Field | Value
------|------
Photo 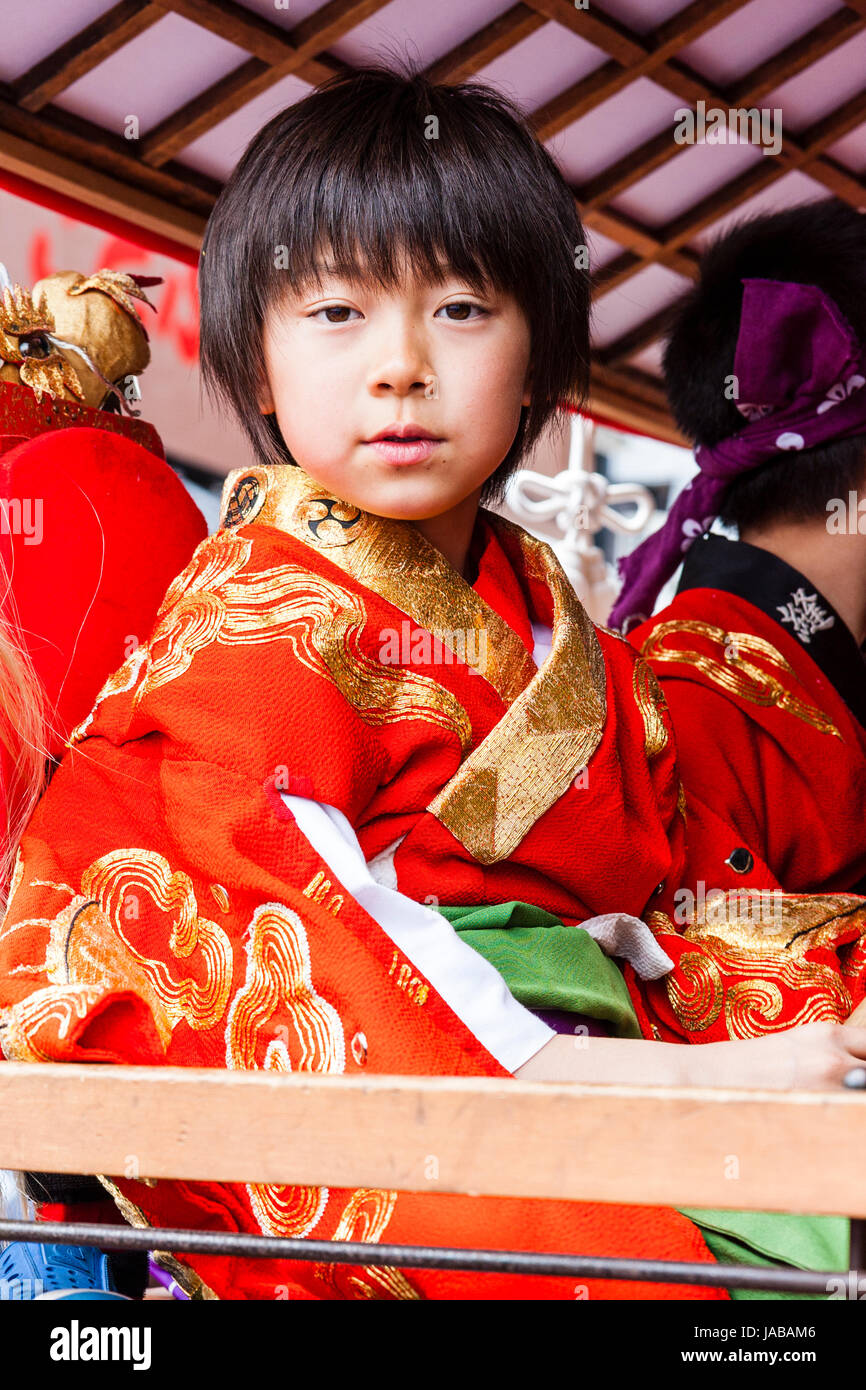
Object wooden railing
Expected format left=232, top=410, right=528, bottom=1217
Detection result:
left=2, top=1062, right=865, bottom=1295
left=0, top=1063, right=863, bottom=1214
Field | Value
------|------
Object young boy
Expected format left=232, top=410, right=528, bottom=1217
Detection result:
left=3, top=69, right=866, bottom=1302
left=615, top=202, right=866, bottom=900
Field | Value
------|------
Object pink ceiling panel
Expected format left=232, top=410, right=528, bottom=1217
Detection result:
left=585, top=0, right=694, bottom=35
left=826, top=121, right=866, bottom=174
left=586, top=226, right=627, bottom=272
left=477, top=22, right=607, bottom=114
left=688, top=170, right=840, bottom=249
left=552, top=79, right=688, bottom=186
left=591, top=262, right=692, bottom=348
left=762, top=28, right=866, bottom=129
left=178, top=73, right=317, bottom=182
left=627, top=340, right=667, bottom=378
left=235, top=0, right=337, bottom=27
left=52, top=14, right=247, bottom=136
left=326, top=0, right=515, bottom=68
left=677, top=0, right=842, bottom=89
left=0, top=0, right=109, bottom=83
left=611, top=139, right=762, bottom=227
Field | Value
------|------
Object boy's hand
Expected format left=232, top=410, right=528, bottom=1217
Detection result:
left=701, top=1022, right=866, bottom=1091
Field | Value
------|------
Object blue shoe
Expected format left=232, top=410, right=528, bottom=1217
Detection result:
left=0, top=1242, right=129, bottom=1300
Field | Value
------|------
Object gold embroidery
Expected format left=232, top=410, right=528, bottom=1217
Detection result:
left=225, top=901, right=345, bottom=1240
left=44, top=896, right=172, bottom=1047
left=1, top=982, right=110, bottom=1062
left=655, top=894, right=866, bottom=1039
left=209, top=884, right=230, bottom=913
left=667, top=952, right=723, bottom=1033
left=632, top=656, right=669, bottom=758
left=682, top=891, right=866, bottom=960
left=222, top=466, right=537, bottom=709
left=315, top=1189, right=420, bottom=1300
left=388, top=950, right=429, bottom=1005
left=428, top=522, right=607, bottom=863
left=74, top=526, right=472, bottom=754
left=82, top=850, right=233, bottom=1034
left=4, top=854, right=233, bottom=1054
left=303, top=871, right=344, bottom=916
left=640, top=619, right=842, bottom=737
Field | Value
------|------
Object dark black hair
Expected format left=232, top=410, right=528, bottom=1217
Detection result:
left=199, top=62, right=589, bottom=507
left=662, top=198, right=866, bottom=533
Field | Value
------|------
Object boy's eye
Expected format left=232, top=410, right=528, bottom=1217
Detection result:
left=311, top=305, right=360, bottom=323
left=437, top=302, right=487, bottom=321
left=309, top=301, right=487, bottom=323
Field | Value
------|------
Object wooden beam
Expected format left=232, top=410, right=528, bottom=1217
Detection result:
left=13, top=1, right=164, bottom=113
left=158, top=0, right=303, bottom=62
left=531, top=62, right=630, bottom=140
left=532, top=0, right=866, bottom=252
left=579, top=13, right=866, bottom=215
left=3, top=1063, right=865, bottom=1215
left=726, top=9, right=865, bottom=106
left=647, top=0, right=759, bottom=64
left=530, top=0, right=751, bottom=140
left=0, top=126, right=207, bottom=249
left=596, top=303, right=682, bottom=369
left=424, top=4, right=545, bottom=84
left=588, top=383, right=682, bottom=445
left=159, top=0, right=344, bottom=86
left=0, top=82, right=220, bottom=216
left=582, top=206, right=701, bottom=283
left=592, top=358, right=671, bottom=411
left=582, top=204, right=668, bottom=258
left=141, top=0, right=387, bottom=167
left=591, top=80, right=866, bottom=317
left=589, top=80, right=866, bottom=367
left=524, top=0, right=648, bottom=66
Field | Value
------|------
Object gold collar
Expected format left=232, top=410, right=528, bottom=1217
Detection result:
left=221, top=464, right=607, bottom=863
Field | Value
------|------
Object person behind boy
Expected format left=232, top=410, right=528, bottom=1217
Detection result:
left=3, top=69, right=866, bottom=1302
left=613, top=201, right=866, bottom=900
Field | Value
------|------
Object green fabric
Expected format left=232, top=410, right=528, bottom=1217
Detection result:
left=433, top=900, right=642, bottom=1038
left=683, top=1210, right=847, bottom=1301
left=434, top=898, right=846, bottom=1299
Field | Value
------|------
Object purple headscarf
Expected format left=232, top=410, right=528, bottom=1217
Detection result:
left=609, top=278, right=866, bottom=633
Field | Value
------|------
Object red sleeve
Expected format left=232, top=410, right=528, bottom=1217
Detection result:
left=658, top=676, right=769, bottom=863
left=0, top=426, right=207, bottom=760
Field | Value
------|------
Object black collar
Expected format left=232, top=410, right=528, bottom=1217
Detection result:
left=676, top=533, right=866, bottom=731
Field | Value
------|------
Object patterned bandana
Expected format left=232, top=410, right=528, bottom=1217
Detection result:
left=610, top=278, right=866, bottom=632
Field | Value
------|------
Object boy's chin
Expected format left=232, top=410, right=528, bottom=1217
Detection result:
left=328, top=478, right=479, bottom=522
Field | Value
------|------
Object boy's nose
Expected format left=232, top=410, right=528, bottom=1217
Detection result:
left=367, top=325, right=434, bottom=397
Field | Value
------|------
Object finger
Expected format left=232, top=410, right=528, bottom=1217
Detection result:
left=839, top=1025, right=866, bottom=1057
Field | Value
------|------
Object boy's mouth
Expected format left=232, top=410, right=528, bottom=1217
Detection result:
left=364, top=428, right=443, bottom=465
left=366, top=424, right=441, bottom=443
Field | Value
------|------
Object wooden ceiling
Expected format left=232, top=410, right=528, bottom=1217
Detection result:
left=2, top=0, right=866, bottom=444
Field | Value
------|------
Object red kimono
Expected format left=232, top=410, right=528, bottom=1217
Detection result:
left=629, top=533, right=866, bottom=897
left=0, top=390, right=207, bottom=883
left=2, top=467, right=865, bottom=1297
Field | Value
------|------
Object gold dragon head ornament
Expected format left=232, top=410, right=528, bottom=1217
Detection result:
left=0, top=266, right=159, bottom=415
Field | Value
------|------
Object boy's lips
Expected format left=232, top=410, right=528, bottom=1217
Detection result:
left=364, top=437, right=442, bottom=465
left=366, top=423, right=440, bottom=441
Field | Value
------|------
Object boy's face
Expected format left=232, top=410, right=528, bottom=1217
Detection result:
left=257, top=251, right=532, bottom=523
